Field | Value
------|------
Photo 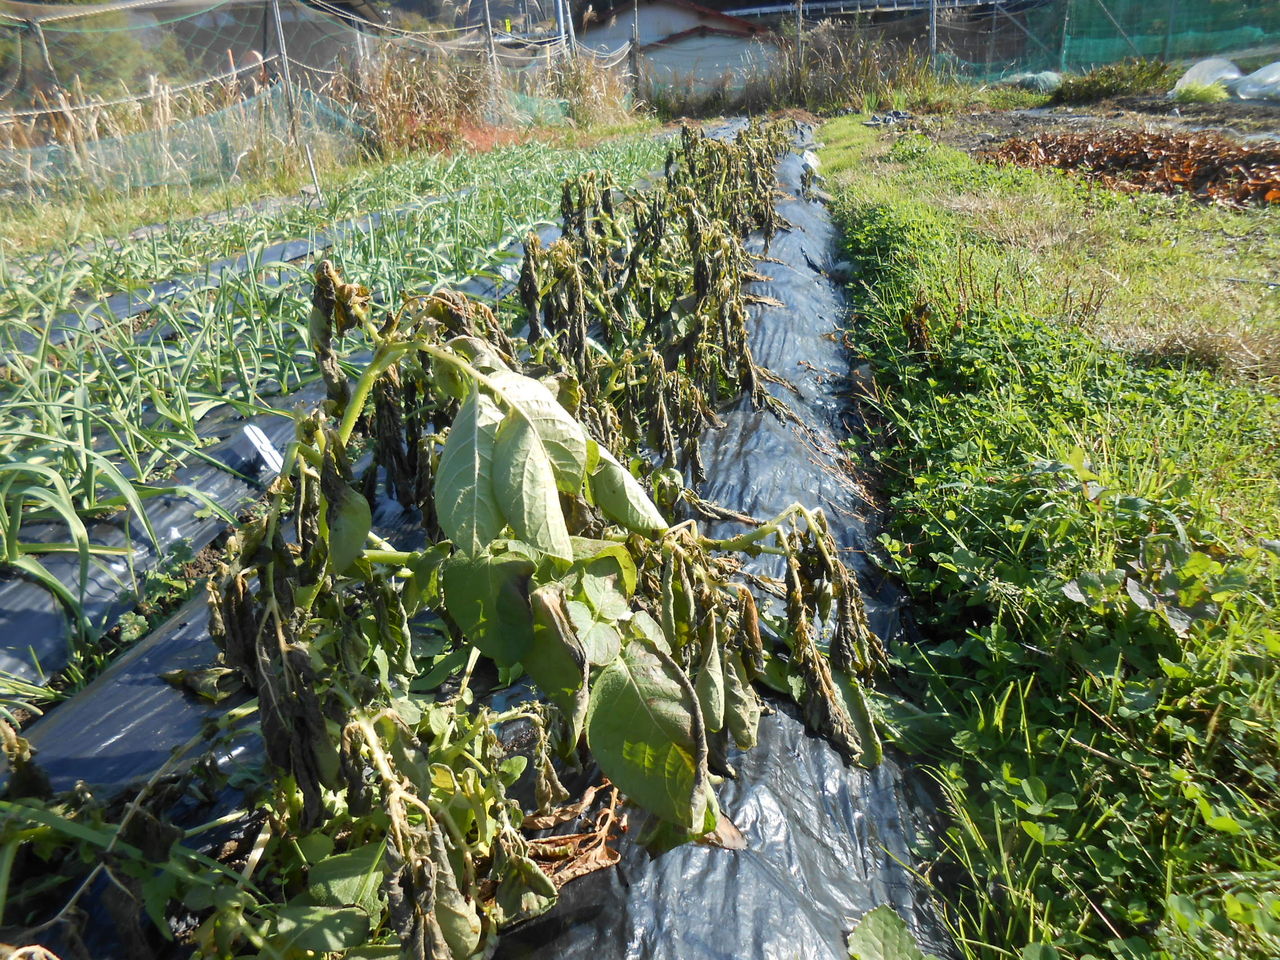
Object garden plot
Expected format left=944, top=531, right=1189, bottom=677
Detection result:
left=0, top=135, right=668, bottom=702
left=0, top=120, right=948, bottom=960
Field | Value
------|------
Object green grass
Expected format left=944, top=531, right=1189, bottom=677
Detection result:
left=819, top=121, right=1280, bottom=383
left=820, top=115, right=1280, bottom=960
left=1172, top=82, right=1230, bottom=104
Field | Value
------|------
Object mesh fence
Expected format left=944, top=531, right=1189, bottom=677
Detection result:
left=924, top=0, right=1280, bottom=80
left=0, top=0, right=594, bottom=194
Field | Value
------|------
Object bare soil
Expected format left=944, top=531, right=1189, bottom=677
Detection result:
left=923, top=95, right=1280, bottom=155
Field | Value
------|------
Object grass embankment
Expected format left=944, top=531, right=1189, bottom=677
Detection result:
left=819, top=117, right=1280, bottom=959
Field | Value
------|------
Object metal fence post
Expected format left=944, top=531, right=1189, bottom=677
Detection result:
left=270, top=0, right=299, bottom=144
left=629, top=0, right=640, bottom=100
left=928, top=0, right=937, bottom=65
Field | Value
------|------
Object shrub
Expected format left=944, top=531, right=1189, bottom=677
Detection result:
left=1053, top=58, right=1181, bottom=104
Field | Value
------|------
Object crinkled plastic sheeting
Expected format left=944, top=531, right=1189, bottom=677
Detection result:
left=495, top=123, right=953, bottom=960
left=1236, top=62, right=1280, bottom=102
left=1173, top=58, right=1244, bottom=93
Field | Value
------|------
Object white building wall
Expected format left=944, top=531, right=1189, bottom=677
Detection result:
left=583, top=4, right=712, bottom=49
left=641, top=34, right=779, bottom=90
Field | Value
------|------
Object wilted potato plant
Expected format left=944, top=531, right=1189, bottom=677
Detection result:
left=0, top=121, right=882, bottom=958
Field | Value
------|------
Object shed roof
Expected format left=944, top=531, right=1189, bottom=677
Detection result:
left=582, top=0, right=767, bottom=37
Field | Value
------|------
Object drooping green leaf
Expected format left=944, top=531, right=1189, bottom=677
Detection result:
left=442, top=551, right=536, bottom=667
left=525, top=585, right=589, bottom=746
left=492, top=413, right=574, bottom=561
left=586, top=634, right=707, bottom=828
left=325, top=482, right=371, bottom=576
left=846, top=904, right=939, bottom=960
left=494, top=847, right=558, bottom=926
left=589, top=448, right=667, bottom=535
left=695, top=629, right=725, bottom=733
left=435, top=392, right=506, bottom=556
left=723, top=648, right=761, bottom=750
left=489, top=370, right=592, bottom=492
left=429, top=819, right=482, bottom=959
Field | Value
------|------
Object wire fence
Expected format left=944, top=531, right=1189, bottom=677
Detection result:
left=1, top=0, right=1276, bottom=195
left=0, top=0, right=626, bottom=194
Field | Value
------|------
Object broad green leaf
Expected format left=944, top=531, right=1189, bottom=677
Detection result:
left=265, top=904, right=370, bottom=953
left=567, top=599, right=623, bottom=666
left=846, top=904, right=939, bottom=960
left=493, top=413, right=573, bottom=561
left=435, top=392, right=505, bottom=556
left=586, top=635, right=707, bottom=828
left=569, top=538, right=639, bottom=594
left=307, top=843, right=384, bottom=916
left=580, top=565, right=632, bottom=618
left=442, top=552, right=535, bottom=667
left=589, top=448, right=667, bottom=535
left=327, top=486, right=371, bottom=575
left=489, top=370, right=592, bottom=491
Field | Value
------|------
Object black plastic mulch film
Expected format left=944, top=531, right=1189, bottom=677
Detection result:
left=0, top=191, right=476, bottom=684
left=9, top=123, right=953, bottom=960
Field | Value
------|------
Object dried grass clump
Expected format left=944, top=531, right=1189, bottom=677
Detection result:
left=644, top=22, right=954, bottom=118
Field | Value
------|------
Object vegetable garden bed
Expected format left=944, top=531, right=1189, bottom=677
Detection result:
left=0, top=121, right=948, bottom=960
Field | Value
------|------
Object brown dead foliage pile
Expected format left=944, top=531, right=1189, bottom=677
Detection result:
left=982, top=129, right=1280, bottom=207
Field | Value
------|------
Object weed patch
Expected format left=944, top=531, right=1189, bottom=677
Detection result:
left=819, top=120, right=1280, bottom=381
left=824, top=115, right=1280, bottom=960
left=1052, top=59, right=1181, bottom=105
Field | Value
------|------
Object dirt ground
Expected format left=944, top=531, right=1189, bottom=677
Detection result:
left=924, top=94, right=1280, bottom=154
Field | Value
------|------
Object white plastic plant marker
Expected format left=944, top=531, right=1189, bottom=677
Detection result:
left=244, top=424, right=285, bottom=474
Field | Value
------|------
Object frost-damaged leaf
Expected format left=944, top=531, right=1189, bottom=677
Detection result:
left=723, top=647, right=759, bottom=750
left=435, top=392, right=505, bottom=556
left=442, top=552, right=535, bottom=667
left=493, top=413, right=574, bottom=561
left=586, top=634, right=708, bottom=828
left=846, top=905, right=938, bottom=960
left=429, top=818, right=482, bottom=959
left=525, top=585, right=589, bottom=747
left=695, top=627, right=725, bottom=733
left=589, top=448, right=667, bottom=535
left=494, top=842, right=558, bottom=926
left=489, top=369, right=593, bottom=492
left=322, top=446, right=371, bottom=575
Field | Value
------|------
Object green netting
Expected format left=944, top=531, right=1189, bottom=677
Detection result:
left=505, top=87, right=569, bottom=124
left=0, top=83, right=366, bottom=193
left=944, top=0, right=1279, bottom=81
